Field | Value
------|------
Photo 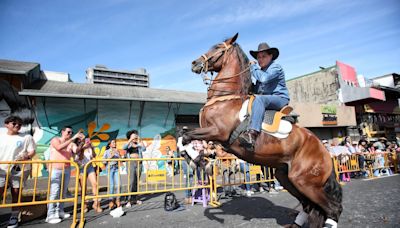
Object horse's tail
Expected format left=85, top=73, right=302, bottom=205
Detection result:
left=308, top=168, right=343, bottom=228
left=324, top=168, right=343, bottom=205
left=308, top=205, right=326, bottom=228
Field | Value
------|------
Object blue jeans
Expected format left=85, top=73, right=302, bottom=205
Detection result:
left=109, top=167, right=120, bottom=199
left=182, top=161, right=193, bottom=198
left=250, top=95, right=289, bottom=132
left=47, top=167, right=71, bottom=218
left=239, top=163, right=251, bottom=191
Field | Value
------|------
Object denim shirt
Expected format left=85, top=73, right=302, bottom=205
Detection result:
left=250, top=61, right=290, bottom=100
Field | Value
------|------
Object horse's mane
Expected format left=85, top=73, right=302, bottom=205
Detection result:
left=232, top=43, right=251, bottom=99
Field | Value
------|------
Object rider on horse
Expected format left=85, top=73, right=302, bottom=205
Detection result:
left=239, top=42, right=290, bottom=150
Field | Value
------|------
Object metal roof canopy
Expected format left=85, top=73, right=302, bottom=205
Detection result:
left=20, top=80, right=206, bottom=129
left=0, top=59, right=39, bottom=75
left=19, top=80, right=207, bottom=104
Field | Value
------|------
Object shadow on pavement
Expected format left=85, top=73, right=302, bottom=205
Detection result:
left=203, top=196, right=298, bottom=226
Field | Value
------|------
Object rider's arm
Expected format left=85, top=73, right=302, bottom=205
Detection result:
left=250, top=63, right=283, bottom=84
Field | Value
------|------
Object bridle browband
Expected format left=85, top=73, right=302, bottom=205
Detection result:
left=198, top=42, right=250, bottom=100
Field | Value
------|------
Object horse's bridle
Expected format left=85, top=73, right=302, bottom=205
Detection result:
left=198, top=42, right=250, bottom=98
left=200, top=42, right=232, bottom=78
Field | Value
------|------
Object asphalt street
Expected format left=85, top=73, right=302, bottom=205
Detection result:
left=1, top=174, right=399, bottom=228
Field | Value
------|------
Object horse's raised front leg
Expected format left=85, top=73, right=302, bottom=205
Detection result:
left=182, top=126, right=225, bottom=145
left=181, top=126, right=225, bottom=176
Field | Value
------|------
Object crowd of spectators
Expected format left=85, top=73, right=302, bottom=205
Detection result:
left=323, top=135, right=400, bottom=179
left=2, top=114, right=399, bottom=227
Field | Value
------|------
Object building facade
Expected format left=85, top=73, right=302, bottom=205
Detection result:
left=86, top=65, right=150, bottom=87
left=287, top=60, right=399, bottom=141
left=354, top=73, right=400, bottom=140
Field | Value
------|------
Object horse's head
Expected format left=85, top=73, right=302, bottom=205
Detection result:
left=191, top=33, right=238, bottom=74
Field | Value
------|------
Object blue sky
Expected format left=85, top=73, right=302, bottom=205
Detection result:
left=1, top=0, right=399, bottom=92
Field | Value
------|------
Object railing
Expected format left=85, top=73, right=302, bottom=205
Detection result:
left=1, top=153, right=397, bottom=227
left=78, top=157, right=211, bottom=227
left=209, top=157, right=276, bottom=207
left=0, top=160, right=80, bottom=228
left=333, top=152, right=397, bottom=180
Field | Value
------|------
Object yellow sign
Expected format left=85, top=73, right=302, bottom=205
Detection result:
left=250, top=165, right=262, bottom=175
left=147, top=170, right=167, bottom=182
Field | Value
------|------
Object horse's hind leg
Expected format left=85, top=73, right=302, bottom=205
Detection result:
left=275, top=166, right=312, bottom=227
left=289, top=170, right=343, bottom=228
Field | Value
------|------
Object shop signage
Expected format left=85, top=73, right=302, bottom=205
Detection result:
left=147, top=170, right=167, bottom=182
left=321, top=105, right=337, bottom=125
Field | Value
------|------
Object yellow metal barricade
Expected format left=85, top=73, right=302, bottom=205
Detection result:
left=209, top=157, right=275, bottom=207
left=0, top=160, right=80, bottom=228
left=383, top=152, right=395, bottom=170
left=79, top=157, right=212, bottom=228
left=336, top=155, right=360, bottom=174
left=364, top=153, right=376, bottom=178
left=332, top=156, right=339, bottom=181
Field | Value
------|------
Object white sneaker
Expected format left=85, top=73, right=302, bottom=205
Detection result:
left=125, top=202, right=132, bottom=208
left=246, top=190, right=254, bottom=197
left=275, top=186, right=284, bottom=190
left=59, top=212, right=70, bottom=219
left=7, top=216, right=18, bottom=228
left=269, top=188, right=279, bottom=194
left=259, top=188, right=265, bottom=193
left=45, top=216, right=62, bottom=224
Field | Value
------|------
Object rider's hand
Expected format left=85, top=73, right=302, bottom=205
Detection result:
left=249, top=60, right=257, bottom=66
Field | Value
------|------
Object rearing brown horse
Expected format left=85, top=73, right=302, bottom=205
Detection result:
left=184, top=33, right=342, bottom=228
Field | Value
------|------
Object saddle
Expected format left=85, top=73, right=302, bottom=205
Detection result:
left=239, top=95, right=294, bottom=138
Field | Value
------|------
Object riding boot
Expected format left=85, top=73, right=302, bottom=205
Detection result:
left=239, top=129, right=259, bottom=151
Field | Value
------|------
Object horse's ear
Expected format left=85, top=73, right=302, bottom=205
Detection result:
left=226, top=33, right=239, bottom=45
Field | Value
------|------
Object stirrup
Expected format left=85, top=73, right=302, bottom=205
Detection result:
left=238, top=134, right=255, bottom=151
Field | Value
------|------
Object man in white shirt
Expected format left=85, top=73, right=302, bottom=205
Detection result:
left=0, top=115, right=36, bottom=228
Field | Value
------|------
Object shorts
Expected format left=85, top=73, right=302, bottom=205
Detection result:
left=0, top=167, right=30, bottom=188
left=79, top=164, right=95, bottom=175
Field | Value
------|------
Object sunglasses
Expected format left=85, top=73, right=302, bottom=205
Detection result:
left=11, top=122, right=22, bottom=127
left=66, top=130, right=73, bottom=134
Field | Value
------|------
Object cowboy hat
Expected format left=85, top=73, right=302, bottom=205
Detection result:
left=249, top=42, right=279, bottom=60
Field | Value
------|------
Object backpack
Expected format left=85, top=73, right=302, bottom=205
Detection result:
left=164, top=192, right=180, bottom=211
